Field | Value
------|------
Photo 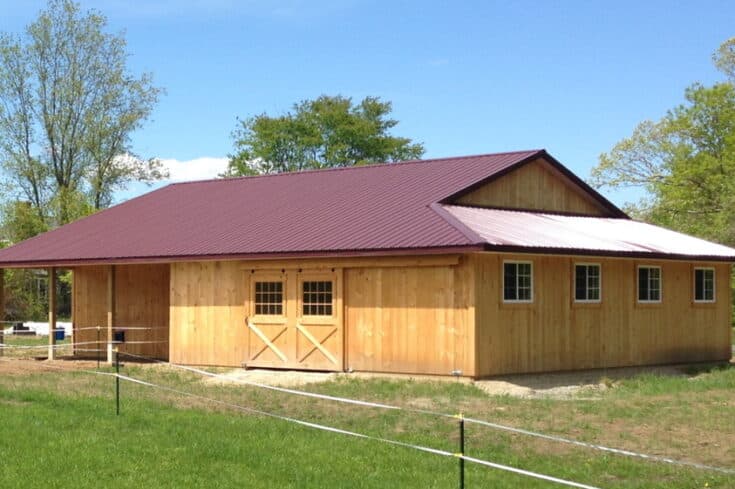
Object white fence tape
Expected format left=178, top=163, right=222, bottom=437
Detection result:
left=4, top=343, right=732, bottom=476
left=462, top=417, right=735, bottom=475
left=115, top=372, right=602, bottom=489
left=0, top=340, right=168, bottom=350
left=117, top=350, right=735, bottom=475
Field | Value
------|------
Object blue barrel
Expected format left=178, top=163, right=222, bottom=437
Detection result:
left=54, top=328, right=65, bottom=341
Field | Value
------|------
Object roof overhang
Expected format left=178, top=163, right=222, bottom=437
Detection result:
left=479, top=244, right=735, bottom=263
left=0, top=245, right=486, bottom=269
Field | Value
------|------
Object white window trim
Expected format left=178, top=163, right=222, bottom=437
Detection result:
left=502, top=260, right=534, bottom=303
left=573, top=262, right=602, bottom=303
left=693, top=267, right=716, bottom=303
left=637, top=265, right=662, bottom=304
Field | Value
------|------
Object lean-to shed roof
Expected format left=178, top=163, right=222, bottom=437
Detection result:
left=442, top=206, right=735, bottom=261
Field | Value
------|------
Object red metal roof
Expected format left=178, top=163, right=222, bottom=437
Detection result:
left=0, top=150, right=546, bottom=267
left=1, top=149, right=729, bottom=267
left=443, top=206, right=735, bottom=261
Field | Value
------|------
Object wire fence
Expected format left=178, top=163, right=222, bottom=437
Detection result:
left=1, top=339, right=734, bottom=487
left=117, top=349, right=735, bottom=476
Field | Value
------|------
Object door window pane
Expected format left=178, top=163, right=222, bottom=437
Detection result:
left=255, top=281, right=283, bottom=315
left=303, top=281, right=333, bottom=316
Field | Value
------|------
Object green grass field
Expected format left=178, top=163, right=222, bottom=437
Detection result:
left=0, top=351, right=733, bottom=488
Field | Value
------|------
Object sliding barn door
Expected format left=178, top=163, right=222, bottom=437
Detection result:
left=245, top=269, right=343, bottom=371
left=245, top=271, right=291, bottom=368
left=295, top=270, right=343, bottom=371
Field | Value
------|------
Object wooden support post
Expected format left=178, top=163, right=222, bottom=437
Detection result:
left=107, top=265, right=116, bottom=365
left=48, top=267, right=57, bottom=360
left=0, top=268, right=3, bottom=358
left=0, top=268, right=4, bottom=323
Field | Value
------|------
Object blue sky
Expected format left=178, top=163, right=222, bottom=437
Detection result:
left=1, top=0, right=733, bottom=206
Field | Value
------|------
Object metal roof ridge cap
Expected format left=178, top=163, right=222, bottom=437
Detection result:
left=168, top=149, right=546, bottom=186
left=429, top=203, right=486, bottom=245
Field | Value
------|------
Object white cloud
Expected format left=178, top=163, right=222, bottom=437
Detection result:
left=159, top=156, right=230, bottom=182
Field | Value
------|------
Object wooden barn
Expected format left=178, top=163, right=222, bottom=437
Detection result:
left=0, top=149, right=732, bottom=378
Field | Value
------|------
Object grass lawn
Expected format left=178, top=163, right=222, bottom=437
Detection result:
left=0, top=356, right=733, bottom=488
left=0, top=334, right=71, bottom=358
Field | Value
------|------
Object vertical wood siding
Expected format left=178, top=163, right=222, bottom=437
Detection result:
left=167, top=257, right=475, bottom=374
left=73, top=264, right=170, bottom=360
left=169, top=261, right=247, bottom=366
left=456, top=158, right=609, bottom=216
left=474, top=253, right=732, bottom=376
left=75, top=253, right=729, bottom=376
left=345, top=260, right=475, bottom=376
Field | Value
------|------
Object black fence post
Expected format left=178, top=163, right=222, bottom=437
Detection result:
left=459, top=413, right=465, bottom=489
left=115, top=346, right=120, bottom=416
left=96, top=326, right=101, bottom=369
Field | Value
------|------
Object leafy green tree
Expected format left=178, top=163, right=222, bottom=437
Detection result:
left=591, top=39, right=735, bottom=246
left=0, top=0, right=164, bottom=321
left=226, top=95, right=424, bottom=175
left=0, top=0, right=165, bottom=226
left=1, top=201, right=48, bottom=243
left=713, top=36, right=735, bottom=81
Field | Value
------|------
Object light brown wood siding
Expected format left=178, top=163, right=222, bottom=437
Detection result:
left=345, top=259, right=475, bottom=376
left=169, top=261, right=247, bottom=366
left=72, top=253, right=729, bottom=376
left=474, top=253, right=732, bottom=376
left=73, top=264, right=170, bottom=360
left=167, top=256, right=475, bottom=373
left=456, top=158, right=610, bottom=216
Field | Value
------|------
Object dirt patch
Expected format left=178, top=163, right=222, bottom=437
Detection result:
left=474, top=378, right=608, bottom=399
left=192, top=364, right=704, bottom=399
left=202, top=368, right=338, bottom=388
left=473, top=365, right=691, bottom=399
left=0, top=357, right=101, bottom=376
left=592, top=416, right=735, bottom=468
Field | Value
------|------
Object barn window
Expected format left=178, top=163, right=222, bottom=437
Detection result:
left=302, top=281, right=333, bottom=316
left=574, top=263, right=601, bottom=302
left=694, top=268, right=715, bottom=302
left=503, top=261, right=533, bottom=302
left=637, top=266, right=661, bottom=303
left=254, top=281, right=284, bottom=315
